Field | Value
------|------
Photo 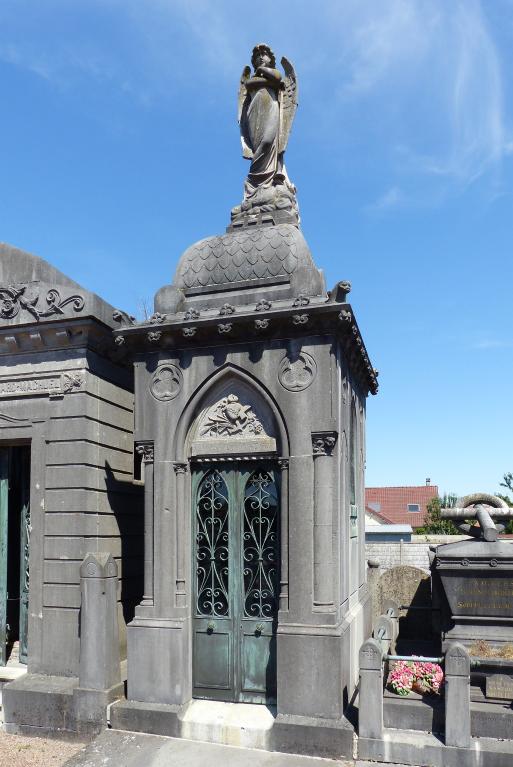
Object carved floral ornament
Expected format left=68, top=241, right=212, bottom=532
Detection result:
left=0, top=284, right=85, bottom=322
left=199, top=394, right=266, bottom=438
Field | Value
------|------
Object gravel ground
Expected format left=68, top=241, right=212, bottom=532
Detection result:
left=0, top=730, right=87, bottom=767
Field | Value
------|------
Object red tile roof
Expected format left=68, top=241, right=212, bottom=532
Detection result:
left=365, top=505, right=395, bottom=524
left=365, top=485, right=438, bottom=528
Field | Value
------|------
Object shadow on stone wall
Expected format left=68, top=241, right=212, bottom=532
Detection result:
left=105, top=461, right=144, bottom=656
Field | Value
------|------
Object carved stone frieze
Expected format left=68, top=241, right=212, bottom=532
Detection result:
left=0, top=371, right=85, bottom=398
left=0, top=285, right=85, bottom=322
left=278, top=351, right=317, bottom=392
left=219, top=304, right=235, bottom=316
left=292, top=313, right=309, bottom=325
left=255, top=319, right=269, bottom=330
left=199, top=394, right=264, bottom=438
left=183, top=327, right=196, bottom=337
left=147, top=331, right=162, bottom=342
left=218, top=323, right=233, bottom=334
left=150, top=363, right=183, bottom=402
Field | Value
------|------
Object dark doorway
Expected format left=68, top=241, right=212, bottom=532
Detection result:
left=0, top=445, right=30, bottom=666
left=192, top=462, right=279, bottom=703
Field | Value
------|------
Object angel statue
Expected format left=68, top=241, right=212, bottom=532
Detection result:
left=232, top=44, right=299, bottom=227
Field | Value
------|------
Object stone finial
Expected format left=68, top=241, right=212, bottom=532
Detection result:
left=80, top=552, right=117, bottom=579
left=359, top=638, right=383, bottom=671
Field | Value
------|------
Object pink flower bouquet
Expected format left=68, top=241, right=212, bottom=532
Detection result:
left=387, top=659, right=444, bottom=696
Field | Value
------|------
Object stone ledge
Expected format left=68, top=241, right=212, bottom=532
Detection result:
left=110, top=698, right=355, bottom=760
left=358, top=728, right=513, bottom=767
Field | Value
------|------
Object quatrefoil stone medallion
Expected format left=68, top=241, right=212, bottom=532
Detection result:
left=278, top=352, right=317, bottom=392
left=150, top=363, right=183, bottom=402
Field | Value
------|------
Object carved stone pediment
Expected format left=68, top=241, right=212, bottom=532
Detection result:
left=190, top=387, right=276, bottom=456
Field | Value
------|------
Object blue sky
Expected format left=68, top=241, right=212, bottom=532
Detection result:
left=1, top=1, right=512, bottom=496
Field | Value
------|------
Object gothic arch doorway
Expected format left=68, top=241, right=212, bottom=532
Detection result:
left=187, top=381, right=282, bottom=703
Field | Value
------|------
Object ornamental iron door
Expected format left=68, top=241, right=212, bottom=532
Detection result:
left=0, top=446, right=30, bottom=667
left=192, top=463, right=280, bottom=703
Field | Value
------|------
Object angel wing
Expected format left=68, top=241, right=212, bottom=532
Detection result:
left=278, top=56, right=298, bottom=154
left=238, top=65, right=253, bottom=159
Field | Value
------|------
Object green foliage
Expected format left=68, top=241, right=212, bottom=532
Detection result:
left=417, top=494, right=459, bottom=535
left=497, top=475, right=513, bottom=533
left=500, top=473, right=513, bottom=496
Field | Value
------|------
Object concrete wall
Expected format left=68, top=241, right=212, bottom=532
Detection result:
left=366, top=535, right=468, bottom=574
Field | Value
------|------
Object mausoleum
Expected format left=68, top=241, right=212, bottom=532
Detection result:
left=1, top=45, right=378, bottom=757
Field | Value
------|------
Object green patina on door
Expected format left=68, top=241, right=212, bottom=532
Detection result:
left=0, top=446, right=31, bottom=667
left=192, top=462, right=280, bottom=703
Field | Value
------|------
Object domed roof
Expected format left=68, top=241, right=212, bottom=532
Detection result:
left=174, top=224, right=320, bottom=291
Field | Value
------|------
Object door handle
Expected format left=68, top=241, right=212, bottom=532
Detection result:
left=207, top=621, right=215, bottom=634
left=255, top=623, right=263, bottom=636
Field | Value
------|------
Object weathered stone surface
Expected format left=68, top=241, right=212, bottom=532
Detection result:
left=173, top=224, right=324, bottom=303
left=0, top=243, right=119, bottom=329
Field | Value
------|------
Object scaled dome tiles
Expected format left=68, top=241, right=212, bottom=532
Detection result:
left=174, top=224, right=316, bottom=290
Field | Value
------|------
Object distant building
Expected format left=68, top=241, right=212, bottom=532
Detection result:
left=365, top=482, right=438, bottom=529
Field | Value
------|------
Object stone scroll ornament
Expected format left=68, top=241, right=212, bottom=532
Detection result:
left=232, top=44, right=299, bottom=226
left=278, top=351, right=317, bottom=392
left=0, top=285, right=84, bottom=321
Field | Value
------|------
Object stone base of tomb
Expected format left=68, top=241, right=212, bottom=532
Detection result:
left=2, top=673, right=124, bottom=738
left=110, top=697, right=355, bottom=759
left=358, top=727, right=513, bottom=767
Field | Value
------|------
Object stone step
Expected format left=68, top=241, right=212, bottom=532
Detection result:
left=62, top=729, right=351, bottom=767
left=180, top=699, right=275, bottom=750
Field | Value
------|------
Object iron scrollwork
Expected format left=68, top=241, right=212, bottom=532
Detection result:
left=243, top=470, right=279, bottom=619
left=195, top=470, right=230, bottom=617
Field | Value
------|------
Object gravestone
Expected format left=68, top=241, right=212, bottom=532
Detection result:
left=435, top=493, right=513, bottom=702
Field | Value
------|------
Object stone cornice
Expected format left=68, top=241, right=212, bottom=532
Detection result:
left=113, top=296, right=378, bottom=396
left=0, top=316, right=123, bottom=361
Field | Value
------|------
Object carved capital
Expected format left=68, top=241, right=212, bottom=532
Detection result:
left=277, top=457, right=289, bottom=470
left=136, top=442, right=154, bottom=463
left=312, top=432, right=338, bottom=456
left=173, top=462, right=188, bottom=474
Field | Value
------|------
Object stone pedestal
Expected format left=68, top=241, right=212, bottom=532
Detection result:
left=72, top=553, right=123, bottom=733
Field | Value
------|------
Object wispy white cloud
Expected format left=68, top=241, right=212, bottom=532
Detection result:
left=0, top=0, right=509, bottom=193
left=473, top=339, right=513, bottom=350
left=366, top=185, right=404, bottom=213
